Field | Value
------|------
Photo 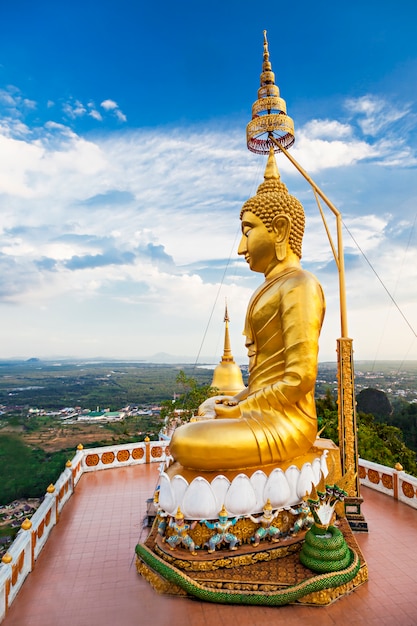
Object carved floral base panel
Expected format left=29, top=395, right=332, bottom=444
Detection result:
left=136, top=518, right=368, bottom=607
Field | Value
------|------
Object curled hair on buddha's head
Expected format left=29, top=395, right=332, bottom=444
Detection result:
left=240, top=149, right=305, bottom=259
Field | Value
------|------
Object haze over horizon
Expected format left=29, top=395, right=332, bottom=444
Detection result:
left=1, top=1, right=417, bottom=365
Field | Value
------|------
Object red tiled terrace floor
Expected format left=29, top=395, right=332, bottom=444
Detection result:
left=3, top=463, right=417, bottom=626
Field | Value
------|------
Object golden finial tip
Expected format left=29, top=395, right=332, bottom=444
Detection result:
left=264, top=146, right=281, bottom=181
left=263, top=30, right=269, bottom=55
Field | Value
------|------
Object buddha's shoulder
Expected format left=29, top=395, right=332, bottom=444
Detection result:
left=274, top=267, right=322, bottom=289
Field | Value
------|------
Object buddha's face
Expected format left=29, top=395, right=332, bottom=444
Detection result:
left=238, top=211, right=277, bottom=275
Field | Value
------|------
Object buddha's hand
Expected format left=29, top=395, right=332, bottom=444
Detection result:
left=197, top=396, right=225, bottom=419
left=214, top=398, right=242, bottom=419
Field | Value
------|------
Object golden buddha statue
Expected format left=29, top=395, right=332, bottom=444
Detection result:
left=170, top=148, right=325, bottom=471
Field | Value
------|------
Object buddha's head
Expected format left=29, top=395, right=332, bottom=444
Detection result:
left=239, top=148, right=305, bottom=262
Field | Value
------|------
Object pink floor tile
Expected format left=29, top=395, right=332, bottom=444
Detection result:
left=3, top=464, right=417, bottom=626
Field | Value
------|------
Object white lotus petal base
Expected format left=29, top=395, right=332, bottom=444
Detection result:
left=158, top=438, right=340, bottom=520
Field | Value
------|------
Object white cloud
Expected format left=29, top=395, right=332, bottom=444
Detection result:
left=302, top=119, right=352, bottom=140
left=58, top=98, right=128, bottom=123
left=100, top=99, right=127, bottom=122
left=0, top=122, right=108, bottom=200
left=23, top=98, right=36, bottom=110
left=292, top=96, right=417, bottom=172
left=89, top=109, right=103, bottom=121
left=62, top=99, right=87, bottom=119
left=0, top=87, right=36, bottom=116
left=0, top=91, right=16, bottom=107
left=343, top=214, right=388, bottom=253
left=0, top=133, right=44, bottom=197
left=345, top=95, right=411, bottom=137
left=100, top=99, right=118, bottom=110
left=292, top=133, right=378, bottom=172
left=0, top=94, right=416, bottom=361
left=114, top=109, right=127, bottom=122
left=0, top=118, right=31, bottom=139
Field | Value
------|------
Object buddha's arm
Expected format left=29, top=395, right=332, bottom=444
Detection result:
left=234, top=387, right=249, bottom=401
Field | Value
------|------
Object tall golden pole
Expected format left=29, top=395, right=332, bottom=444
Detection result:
left=247, top=31, right=367, bottom=530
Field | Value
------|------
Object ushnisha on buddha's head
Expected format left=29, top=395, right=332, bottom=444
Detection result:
left=238, top=148, right=305, bottom=276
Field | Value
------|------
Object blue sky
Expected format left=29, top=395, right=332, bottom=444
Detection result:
left=0, top=0, right=416, bottom=363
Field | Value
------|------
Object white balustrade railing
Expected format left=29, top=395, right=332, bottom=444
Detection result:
left=81, top=440, right=168, bottom=472
left=0, top=439, right=168, bottom=622
left=359, top=458, right=417, bottom=510
left=0, top=441, right=416, bottom=623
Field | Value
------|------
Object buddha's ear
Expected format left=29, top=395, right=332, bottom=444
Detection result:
left=271, top=215, right=290, bottom=262
left=271, top=215, right=290, bottom=242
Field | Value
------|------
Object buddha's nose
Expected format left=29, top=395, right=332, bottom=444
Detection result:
left=238, top=236, right=246, bottom=255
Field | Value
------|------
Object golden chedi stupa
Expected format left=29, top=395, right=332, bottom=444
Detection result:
left=209, top=304, right=245, bottom=397
left=136, top=31, right=367, bottom=606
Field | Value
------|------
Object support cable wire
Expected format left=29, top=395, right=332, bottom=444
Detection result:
left=372, top=212, right=417, bottom=372
left=171, top=231, right=240, bottom=418
left=312, top=187, right=417, bottom=344
left=341, top=217, right=417, bottom=342
left=170, top=157, right=264, bottom=418
left=192, top=157, right=264, bottom=371
left=192, top=228, right=240, bottom=371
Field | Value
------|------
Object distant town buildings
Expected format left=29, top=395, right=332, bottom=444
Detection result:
left=21, top=404, right=162, bottom=423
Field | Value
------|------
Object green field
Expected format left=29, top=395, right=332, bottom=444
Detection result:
left=0, top=359, right=214, bottom=410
